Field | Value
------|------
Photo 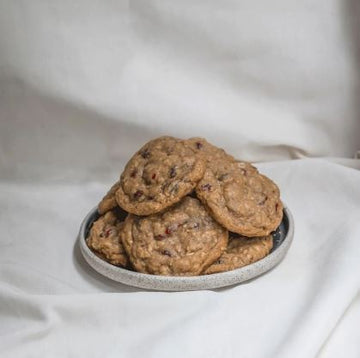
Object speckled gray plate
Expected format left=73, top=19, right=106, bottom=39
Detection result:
left=79, top=205, right=294, bottom=291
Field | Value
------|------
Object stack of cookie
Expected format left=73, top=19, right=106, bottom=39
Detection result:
left=86, top=137, right=283, bottom=276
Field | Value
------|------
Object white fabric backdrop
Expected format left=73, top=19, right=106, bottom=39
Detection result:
left=0, top=1, right=360, bottom=357
left=1, top=160, right=360, bottom=358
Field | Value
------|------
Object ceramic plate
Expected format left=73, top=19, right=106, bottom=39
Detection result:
left=79, top=204, right=294, bottom=291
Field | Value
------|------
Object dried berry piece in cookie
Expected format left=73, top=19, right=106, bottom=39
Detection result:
left=86, top=210, right=129, bottom=267
left=98, top=181, right=121, bottom=215
left=196, top=160, right=283, bottom=237
left=115, top=136, right=206, bottom=216
left=203, top=234, right=273, bottom=274
left=121, top=197, right=228, bottom=276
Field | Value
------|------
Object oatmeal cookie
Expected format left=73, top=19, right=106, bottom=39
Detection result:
left=203, top=234, right=273, bottom=274
left=115, top=136, right=206, bottom=216
left=196, top=160, right=283, bottom=237
left=121, top=197, right=228, bottom=276
left=86, top=210, right=129, bottom=267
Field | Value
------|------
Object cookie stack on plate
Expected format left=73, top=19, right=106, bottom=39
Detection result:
left=86, top=136, right=283, bottom=276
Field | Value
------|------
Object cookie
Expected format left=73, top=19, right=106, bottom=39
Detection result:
left=115, top=136, right=206, bottom=215
left=98, top=180, right=121, bottom=215
left=186, top=136, right=258, bottom=167
left=121, top=197, right=228, bottom=276
left=86, top=210, right=129, bottom=267
left=196, top=160, right=283, bottom=237
left=185, top=137, right=235, bottom=167
left=203, top=234, right=273, bottom=274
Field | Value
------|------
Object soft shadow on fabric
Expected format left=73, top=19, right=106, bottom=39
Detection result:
left=343, top=0, right=360, bottom=152
left=72, top=237, right=143, bottom=293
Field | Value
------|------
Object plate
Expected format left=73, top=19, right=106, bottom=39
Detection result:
left=79, top=204, right=294, bottom=291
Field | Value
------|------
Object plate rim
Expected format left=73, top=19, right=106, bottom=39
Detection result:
left=78, top=204, right=294, bottom=291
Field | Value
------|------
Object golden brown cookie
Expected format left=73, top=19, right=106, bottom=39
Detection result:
left=98, top=181, right=121, bottom=215
left=185, top=137, right=235, bottom=167
left=121, top=197, right=228, bottom=276
left=86, top=210, right=129, bottom=267
left=203, top=234, right=273, bottom=274
left=115, top=136, right=206, bottom=216
left=196, top=160, right=283, bottom=237
left=186, top=137, right=258, bottom=172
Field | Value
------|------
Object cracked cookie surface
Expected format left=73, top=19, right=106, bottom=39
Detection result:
left=116, top=136, right=206, bottom=216
left=86, top=210, right=129, bottom=267
left=203, top=234, right=273, bottom=274
left=121, top=197, right=228, bottom=276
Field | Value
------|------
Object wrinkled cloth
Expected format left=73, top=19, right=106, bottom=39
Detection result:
left=1, top=1, right=360, bottom=357
left=1, top=0, right=360, bottom=181
left=0, top=159, right=360, bottom=358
